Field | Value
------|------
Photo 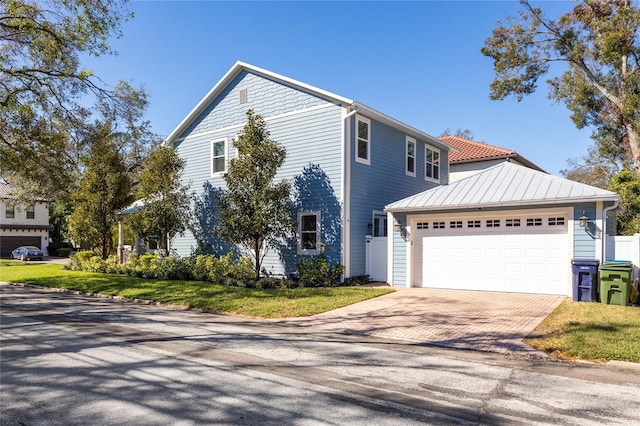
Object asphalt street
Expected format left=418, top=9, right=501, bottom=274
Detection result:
left=1, top=284, right=639, bottom=425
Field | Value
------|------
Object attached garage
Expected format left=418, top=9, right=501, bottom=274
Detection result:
left=386, top=163, right=622, bottom=296
left=412, top=209, right=571, bottom=295
left=0, top=235, right=43, bottom=258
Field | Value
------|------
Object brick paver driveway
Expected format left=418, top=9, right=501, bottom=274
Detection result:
left=284, top=288, right=566, bottom=356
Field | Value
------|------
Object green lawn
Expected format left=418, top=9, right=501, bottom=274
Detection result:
left=0, top=263, right=394, bottom=318
left=525, top=299, right=640, bottom=363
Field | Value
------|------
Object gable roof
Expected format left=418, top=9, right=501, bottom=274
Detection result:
left=385, top=162, right=620, bottom=212
left=164, top=61, right=452, bottom=152
left=439, top=135, right=545, bottom=172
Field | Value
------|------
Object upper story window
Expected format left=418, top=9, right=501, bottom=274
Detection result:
left=356, top=116, right=371, bottom=165
left=5, top=205, right=15, bottom=219
left=425, top=145, right=440, bottom=182
left=406, top=137, right=416, bottom=177
left=298, top=211, right=321, bottom=255
left=211, top=138, right=227, bottom=176
left=26, top=205, right=35, bottom=219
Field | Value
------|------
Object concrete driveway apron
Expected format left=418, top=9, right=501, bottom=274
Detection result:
left=284, top=288, right=565, bottom=356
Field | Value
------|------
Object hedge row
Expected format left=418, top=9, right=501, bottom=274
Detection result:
left=66, top=251, right=366, bottom=288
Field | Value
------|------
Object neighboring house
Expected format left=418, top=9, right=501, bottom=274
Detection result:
left=0, top=179, right=50, bottom=257
left=165, top=61, right=453, bottom=279
left=440, top=135, right=546, bottom=181
left=385, top=162, right=622, bottom=296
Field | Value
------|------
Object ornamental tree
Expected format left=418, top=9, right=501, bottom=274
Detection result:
left=214, top=110, right=293, bottom=280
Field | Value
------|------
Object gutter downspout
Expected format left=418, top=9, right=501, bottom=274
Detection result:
left=342, top=104, right=358, bottom=278
left=602, top=199, right=620, bottom=261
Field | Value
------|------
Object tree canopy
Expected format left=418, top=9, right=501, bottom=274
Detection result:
left=68, top=122, right=133, bottom=258
left=214, top=110, right=293, bottom=280
left=482, top=0, right=640, bottom=177
left=127, top=145, right=190, bottom=253
left=0, top=0, right=150, bottom=198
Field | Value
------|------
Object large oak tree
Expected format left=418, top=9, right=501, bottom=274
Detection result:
left=0, top=0, right=150, bottom=197
left=482, top=0, right=640, bottom=177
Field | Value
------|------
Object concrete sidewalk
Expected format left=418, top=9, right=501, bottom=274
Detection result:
left=283, top=288, right=566, bottom=356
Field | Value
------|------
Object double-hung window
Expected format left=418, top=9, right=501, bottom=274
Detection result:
left=425, top=145, right=440, bottom=182
left=211, top=138, right=227, bottom=176
left=5, top=205, right=14, bottom=219
left=298, top=211, right=321, bottom=255
left=356, top=116, right=370, bottom=165
left=26, top=205, right=35, bottom=219
left=406, top=137, right=416, bottom=176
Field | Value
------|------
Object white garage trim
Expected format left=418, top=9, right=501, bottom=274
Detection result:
left=408, top=207, right=573, bottom=296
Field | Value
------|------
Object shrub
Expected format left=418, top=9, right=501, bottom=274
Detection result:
left=56, top=248, right=73, bottom=258
left=296, top=255, right=343, bottom=287
left=344, top=275, right=370, bottom=286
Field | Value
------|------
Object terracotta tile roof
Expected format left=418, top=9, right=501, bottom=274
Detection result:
left=0, top=180, right=47, bottom=201
left=438, top=135, right=546, bottom=172
left=438, top=136, right=515, bottom=163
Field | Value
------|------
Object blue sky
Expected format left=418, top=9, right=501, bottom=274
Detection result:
left=85, top=0, right=592, bottom=176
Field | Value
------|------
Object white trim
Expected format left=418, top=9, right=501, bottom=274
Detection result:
left=355, top=115, right=371, bottom=166
left=343, top=110, right=354, bottom=277
left=424, top=144, right=440, bottom=183
left=210, top=137, right=228, bottom=177
left=172, top=104, right=335, bottom=144
left=406, top=221, right=413, bottom=288
left=297, top=210, right=321, bottom=255
left=406, top=136, right=416, bottom=177
left=595, top=201, right=603, bottom=262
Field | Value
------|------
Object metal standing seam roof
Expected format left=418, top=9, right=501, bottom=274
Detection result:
left=385, top=162, right=621, bottom=212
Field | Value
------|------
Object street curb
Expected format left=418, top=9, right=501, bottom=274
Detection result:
left=606, top=360, right=640, bottom=371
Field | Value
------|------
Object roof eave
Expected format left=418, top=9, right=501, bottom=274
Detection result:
left=385, top=195, right=622, bottom=213
left=354, top=102, right=457, bottom=152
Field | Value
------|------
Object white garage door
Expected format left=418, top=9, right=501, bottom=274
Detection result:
left=413, top=210, right=570, bottom=295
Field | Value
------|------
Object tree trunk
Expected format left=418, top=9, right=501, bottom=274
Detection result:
left=627, top=125, right=640, bottom=179
left=254, top=238, right=261, bottom=281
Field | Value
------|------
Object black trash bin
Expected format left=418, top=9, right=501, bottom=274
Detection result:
left=571, top=259, right=600, bottom=302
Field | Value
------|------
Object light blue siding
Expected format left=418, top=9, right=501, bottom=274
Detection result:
left=349, top=116, right=445, bottom=276
left=172, top=74, right=344, bottom=276
left=391, top=213, right=408, bottom=286
left=573, top=203, right=597, bottom=258
left=179, top=71, right=328, bottom=140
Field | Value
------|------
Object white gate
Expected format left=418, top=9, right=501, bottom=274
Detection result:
left=365, top=235, right=388, bottom=282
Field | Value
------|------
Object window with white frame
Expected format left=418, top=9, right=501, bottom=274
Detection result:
left=373, top=213, right=387, bottom=237
left=298, top=211, right=321, bottom=254
left=356, top=116, right=370, bottom=165
left=406, top=137, right=416, bottom=176
left=425, top=146, right=440, bottom=182
left=26, top=205, right=35, bottom=219
left=5, top=205, right=14, bottom=219
left=211, top=139, right=227, bottom=176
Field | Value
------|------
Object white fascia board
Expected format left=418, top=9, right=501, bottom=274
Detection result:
left=164, top=61, right=354, bottom=146
left=354, top=102, right=458, bottom=153
left=384, top=195, right=622, bottom=213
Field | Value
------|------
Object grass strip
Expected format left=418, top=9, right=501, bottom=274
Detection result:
left=0, top=263, right=393, bottom=318
left=525, top=299, right=640, bottom=363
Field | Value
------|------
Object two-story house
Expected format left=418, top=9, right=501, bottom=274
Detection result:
left=0, top=179, right=50, bottom=257
left=165, top=61, right=453, bottom=280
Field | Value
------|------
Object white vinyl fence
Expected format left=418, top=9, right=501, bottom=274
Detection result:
left=612, top=234, right=640, bottom=287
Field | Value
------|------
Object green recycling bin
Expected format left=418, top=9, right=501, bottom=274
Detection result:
left=599, top=261, right=633, bottom=306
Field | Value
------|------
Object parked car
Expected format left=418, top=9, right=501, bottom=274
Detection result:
left=11, top=246, right=44, bottom=261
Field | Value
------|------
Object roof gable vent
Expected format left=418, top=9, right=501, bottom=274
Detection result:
left=239, top=88, right=248, bottom=104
